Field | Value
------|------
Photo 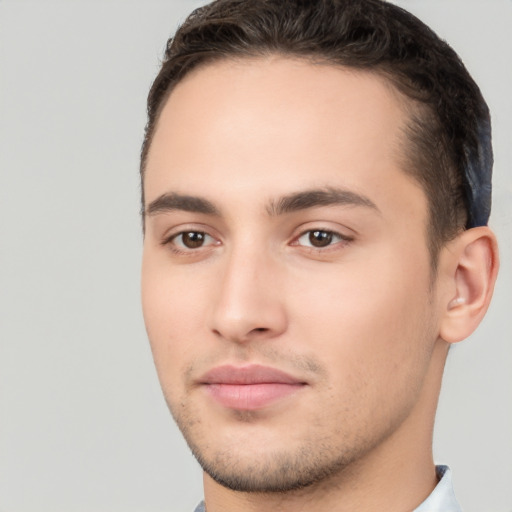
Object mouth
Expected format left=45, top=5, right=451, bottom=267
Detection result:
left=199, top=364, right=307, bottom=411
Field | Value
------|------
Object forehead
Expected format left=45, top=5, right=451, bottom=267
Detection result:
left=144, top=57, right=424, bottom=221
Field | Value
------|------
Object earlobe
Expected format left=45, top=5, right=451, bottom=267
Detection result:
left=439, top=226, right=499, bottom=344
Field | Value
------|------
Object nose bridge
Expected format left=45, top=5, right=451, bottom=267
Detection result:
left=209, top=238, right=286, bottom=342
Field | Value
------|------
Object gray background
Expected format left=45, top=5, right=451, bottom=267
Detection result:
left=0, top=1, right=510, bottom=511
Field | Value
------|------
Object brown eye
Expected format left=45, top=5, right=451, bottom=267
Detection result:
left=308, top=230, right=333, bottom=247
left=173, top=231, right=213, bottom=249
left=295, top=229, right=350, bottom=250
left=183, top=232, right=206, bottom=248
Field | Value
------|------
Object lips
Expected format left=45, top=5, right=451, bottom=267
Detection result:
left=199, top=364, right=306, bottom=410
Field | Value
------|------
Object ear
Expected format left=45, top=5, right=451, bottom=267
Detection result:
left=438, top=226, right=499, bottom=344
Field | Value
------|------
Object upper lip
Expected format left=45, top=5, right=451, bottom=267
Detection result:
left=199, top=364, right=306, bottom=385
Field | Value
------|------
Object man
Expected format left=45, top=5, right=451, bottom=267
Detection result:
left=140, top=0, right=499, bottom=510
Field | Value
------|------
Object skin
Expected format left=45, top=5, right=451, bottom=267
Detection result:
left=141, top=57, right=498, bottom=512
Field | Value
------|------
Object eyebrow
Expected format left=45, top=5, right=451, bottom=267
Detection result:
left=266, top=187, right=380, bottom=216
left=145, top=187, right=380, bottom=218
left=146, top=192, right=220, bottom=216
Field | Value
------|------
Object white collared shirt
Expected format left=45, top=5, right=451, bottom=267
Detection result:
left=414, top=465, right=462, bottom=512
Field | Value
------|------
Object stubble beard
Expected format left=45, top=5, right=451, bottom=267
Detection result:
left=163, top=317, right=436, bottom=495
left=193, top=444, right=356, bottom=493
left=168, top=400, right=381, bottom=494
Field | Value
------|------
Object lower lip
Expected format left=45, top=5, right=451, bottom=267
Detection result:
left=204, top=383, right=304, bottom=410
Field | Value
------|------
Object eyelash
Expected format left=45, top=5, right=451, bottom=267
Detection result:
left=162, top=228, right=353, bottom=256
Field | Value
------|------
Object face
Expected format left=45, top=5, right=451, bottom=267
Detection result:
left=141, top=58, right=443, bottom=492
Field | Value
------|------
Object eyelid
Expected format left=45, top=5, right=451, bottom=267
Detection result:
left=161, top=222, right=218, bottom=242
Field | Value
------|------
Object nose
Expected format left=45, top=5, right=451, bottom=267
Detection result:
left=208, top=245, right=288, bottom=344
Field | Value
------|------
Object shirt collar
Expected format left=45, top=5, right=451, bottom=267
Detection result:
left=414, top=465, right=462, bottom=512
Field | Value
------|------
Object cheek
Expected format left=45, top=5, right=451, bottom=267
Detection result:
left=289, top=251, right=434, bottom=394
left=141, top=255, right=207, bottom=385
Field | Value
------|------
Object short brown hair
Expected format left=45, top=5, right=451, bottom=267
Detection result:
left=140, top=0, right=493, bottom=262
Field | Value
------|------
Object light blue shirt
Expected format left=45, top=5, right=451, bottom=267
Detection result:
left=193, top=465, right=461, bottom=512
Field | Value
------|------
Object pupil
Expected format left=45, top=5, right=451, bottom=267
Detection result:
left=183, top=232, right=204, bottom=248
left=309, top=230, right=332, bottom=247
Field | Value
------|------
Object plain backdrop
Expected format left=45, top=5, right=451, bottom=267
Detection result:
left=0, top=1, right=510, bottom=511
